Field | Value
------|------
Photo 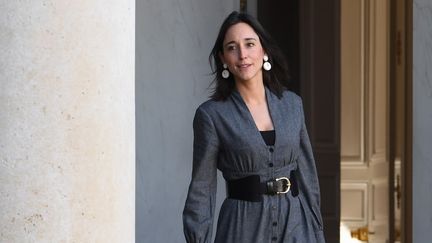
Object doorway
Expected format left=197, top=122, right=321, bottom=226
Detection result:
left=340, top=1, right=390, bottom=242
left=254, top=0, right=412, bottom=242
left=340, top=0, right=411, bottom=242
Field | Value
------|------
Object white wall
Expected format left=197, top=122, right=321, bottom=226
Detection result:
left=413, top=0, right=432, bottom=242
left=135, top=0, right=237, bottom=242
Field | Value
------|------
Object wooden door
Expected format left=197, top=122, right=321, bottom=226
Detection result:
left=340, top=0, right=390, bottom=242
left=299, top=1, right=341, bottom=242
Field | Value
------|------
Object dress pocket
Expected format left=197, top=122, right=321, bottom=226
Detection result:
left=286, top=194, right=302, bottom=233
left=310, top=204, right=324, bottom=230
left=298, top=194, right=323, bottom=231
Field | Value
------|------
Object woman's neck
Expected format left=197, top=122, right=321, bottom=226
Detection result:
left=235, top=79, right=266, bottom=106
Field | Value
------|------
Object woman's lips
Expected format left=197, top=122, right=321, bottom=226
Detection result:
left=237, top=64, right=251, bottom=69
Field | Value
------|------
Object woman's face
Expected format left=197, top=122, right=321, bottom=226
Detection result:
left=220, top=22, right=265, bottom=84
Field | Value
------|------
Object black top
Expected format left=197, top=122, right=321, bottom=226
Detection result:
left=259, top=130, right=275, bottom=146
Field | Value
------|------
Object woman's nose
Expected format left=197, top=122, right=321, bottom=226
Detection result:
left=238, top=46, right=247, bottom=60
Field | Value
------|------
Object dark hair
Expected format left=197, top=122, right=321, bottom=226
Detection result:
left=209, top=11, right=290, bottom=100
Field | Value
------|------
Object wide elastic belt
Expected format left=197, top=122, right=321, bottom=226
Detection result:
left=227, top=170, right=298, bottom=202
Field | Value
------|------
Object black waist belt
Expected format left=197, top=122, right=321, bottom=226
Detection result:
left=227, top=171, right=298, bottom=202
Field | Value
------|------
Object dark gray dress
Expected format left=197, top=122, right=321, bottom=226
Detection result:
left=183, top=88, right=325, bottom=243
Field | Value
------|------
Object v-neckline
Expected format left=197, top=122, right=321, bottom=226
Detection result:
left=233, top=87, right=278, bottom=147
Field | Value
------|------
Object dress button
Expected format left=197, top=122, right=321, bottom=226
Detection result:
left=269, top=147, right=274, bottom=152
left=272, top=236, right=278, bottom=241
left=268, top=163, right=274, bottom=167
left=272, top=222, right=277, bottom=226
left=271, top=205, right=277, bottom=210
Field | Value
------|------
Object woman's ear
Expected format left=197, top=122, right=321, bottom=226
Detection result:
left=263, top=49, right=267, bottom=58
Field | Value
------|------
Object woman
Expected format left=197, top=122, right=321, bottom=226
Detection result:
left=183, top=11, right=325, bottom=243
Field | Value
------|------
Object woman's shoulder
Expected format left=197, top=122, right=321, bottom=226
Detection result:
left=197, top=97, right=230, bottom=112
left=193, top=98, right=231, bottom=127
left=279, top=89, right=303, bottom=107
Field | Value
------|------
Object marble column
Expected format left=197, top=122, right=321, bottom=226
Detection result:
left=0, top=1, right=135, bottom=242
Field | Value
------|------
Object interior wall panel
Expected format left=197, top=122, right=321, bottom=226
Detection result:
left=341, top=0, right=365, bottom=165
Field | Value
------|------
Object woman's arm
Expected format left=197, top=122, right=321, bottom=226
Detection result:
left=295, top=99, right=324, bottom=229
left=183, top=106, right=219, bottom=243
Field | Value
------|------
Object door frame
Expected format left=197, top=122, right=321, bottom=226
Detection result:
left=389, top=0, right=413, bottom=242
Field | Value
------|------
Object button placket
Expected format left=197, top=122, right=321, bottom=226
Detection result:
left=268, top=145, right=279, bottom=242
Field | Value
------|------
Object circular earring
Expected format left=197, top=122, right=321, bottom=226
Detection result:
left=263, top=55, right=272, bottom=71
left=222, top=63, right=230, bottom=79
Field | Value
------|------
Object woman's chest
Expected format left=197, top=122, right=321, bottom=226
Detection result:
left=212, top=107, right=302, bottom=173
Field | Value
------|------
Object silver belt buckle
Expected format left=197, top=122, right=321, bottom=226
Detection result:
left=275, top=177, right=291, bottom=194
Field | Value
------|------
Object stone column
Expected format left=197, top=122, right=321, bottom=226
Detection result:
left=0, top=1, right=135, bottom=242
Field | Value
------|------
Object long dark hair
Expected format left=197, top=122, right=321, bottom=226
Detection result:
left=209, top=11, right=290, bottom=100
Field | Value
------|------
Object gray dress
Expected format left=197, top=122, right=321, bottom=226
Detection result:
left=183, top=88, right=325, bottom=243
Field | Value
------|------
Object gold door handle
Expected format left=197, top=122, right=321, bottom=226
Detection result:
left=351, top=226, right=369, bottom=241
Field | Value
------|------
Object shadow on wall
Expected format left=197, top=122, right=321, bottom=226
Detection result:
left=135, top=0, right=237, bottom=242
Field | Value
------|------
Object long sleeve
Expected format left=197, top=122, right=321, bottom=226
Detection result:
left=295, top=99, right=324, bottom=229
left=183, top=106, right=219, bottom=243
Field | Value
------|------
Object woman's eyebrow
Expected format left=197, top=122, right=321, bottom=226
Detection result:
left=244, top=37, right=257, bottom=41
left=224, top=41, right=236, bottom=47
left=224, top=38, right=257, bottom=47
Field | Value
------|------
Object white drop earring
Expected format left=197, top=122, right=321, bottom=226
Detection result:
left=263, top=55, right=272, bottom=71
left=222, top=63, right=230, bottom=79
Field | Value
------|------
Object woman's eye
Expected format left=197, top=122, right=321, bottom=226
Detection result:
left=227, top=45, right=236, bottom=51
left=247, top=42, right=255, bottom=47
